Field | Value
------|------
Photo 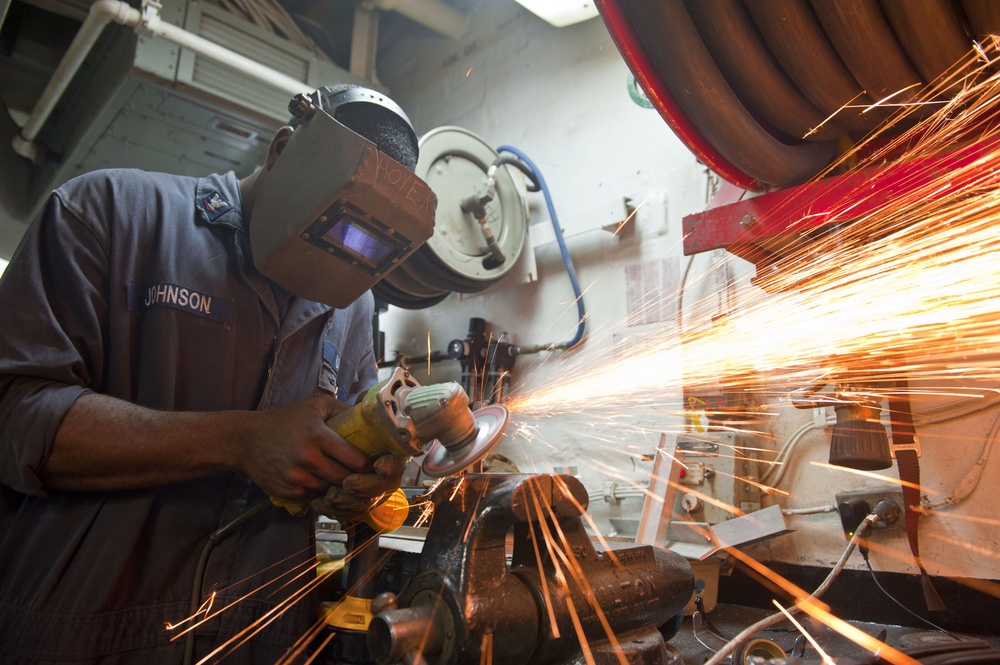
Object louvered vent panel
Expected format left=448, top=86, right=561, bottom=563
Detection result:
left=191, top=14, right=309, bottom=119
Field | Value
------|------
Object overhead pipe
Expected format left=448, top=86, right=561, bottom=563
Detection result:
left=372, top=0, right=468, bottom=40
left=13, top=0, right=311, bottom=163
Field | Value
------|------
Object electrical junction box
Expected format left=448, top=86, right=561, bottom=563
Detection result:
left=834, top=485, right=905, bottom=539
left=673, top=432, right=764, bottom=525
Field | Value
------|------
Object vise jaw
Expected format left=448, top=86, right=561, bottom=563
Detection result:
left=367, top=473, right=693, bottom=665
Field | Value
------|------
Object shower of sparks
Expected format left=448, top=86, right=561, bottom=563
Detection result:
left=412, top=498, right=435, bottom=527
left=166, top=533, right=386, bottom=664
left=506, top=43, right=1000, bottom=440
left=166, top=44, right=1000, bottom=665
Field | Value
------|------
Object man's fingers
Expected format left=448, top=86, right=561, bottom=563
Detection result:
left=311, top=486, right=374, bottom=519
left=373, top=454, right=408, bottom=478
left=316, top=430, right=369, bottom=475
left=315, top=393, right=354, bottom=420
left=341, top=455, right=408, bottom=497
left=342, top=473, right=397, bottom=498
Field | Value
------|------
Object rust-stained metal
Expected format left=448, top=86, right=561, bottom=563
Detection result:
left=368, top=473, right=693, bottom=665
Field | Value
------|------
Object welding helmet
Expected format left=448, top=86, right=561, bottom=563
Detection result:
left=249, top=85, right=438, bottom=308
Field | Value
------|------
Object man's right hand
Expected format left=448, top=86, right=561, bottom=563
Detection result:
left=40, top=392, right=375, bottom=500
left=238, top=395, right=370, bottom=504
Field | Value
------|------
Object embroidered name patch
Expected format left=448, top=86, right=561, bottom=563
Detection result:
left=126, top=282, right=236, bottom=324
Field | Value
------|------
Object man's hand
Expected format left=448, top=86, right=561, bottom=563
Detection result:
left=238, top=395, right=369, bottom=503
left=41, top=392, right=394, bottom=506
left=311, top=454, right=408, bottom=520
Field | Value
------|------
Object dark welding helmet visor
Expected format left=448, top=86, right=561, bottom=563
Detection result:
left=249, top=89, right=437, bottom=308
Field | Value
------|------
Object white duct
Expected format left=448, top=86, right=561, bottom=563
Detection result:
left=372, top=0, right=468, bottom=40
left=12, top=0, right=311, bottom=162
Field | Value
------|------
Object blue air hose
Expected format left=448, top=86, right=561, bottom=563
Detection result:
left=497, top=145, right=587, bottom=351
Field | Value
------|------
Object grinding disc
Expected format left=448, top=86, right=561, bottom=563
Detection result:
left=421, top=404, right=509, bottom=478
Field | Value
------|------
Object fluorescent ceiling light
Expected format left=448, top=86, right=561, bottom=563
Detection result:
left=514, top=0, right=599, bottom=27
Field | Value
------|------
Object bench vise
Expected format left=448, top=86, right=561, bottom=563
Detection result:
left=367, top=473, right=693, bottom=665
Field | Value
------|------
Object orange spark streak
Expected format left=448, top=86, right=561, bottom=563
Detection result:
left=795, top=599, right=920, bottom=665
left=164, top=592, right=215, bottom=631
left=704, top=465, right=790, bottom=498
left=564, top=596, right=596, bottom=665
left=667, top=479, right=744, bottom=517
left=612, top=193, right=651, bottom=236
left=480, top=331, right=495, bottom=402
left=462, top=482, right=488, bottom=543
left=448, top=476, right=466, bottom=503
left=772, top=600, right=836, bottom=665
left=300, top=631, right=336, bottom=665
left=479, top=631, right=493, bottom=665
left=524, top=481, right=629, bottom=665
left=808, top=461, right=939, bottom=494
left=722, top=546, right=830, bottom=613
left=168, top=553, right=320, bottom=641
left=194, top=562, right=326, bottom=664
left=925, top=532, right=1000, bottom=561
left=552, top=475, right=622, bottom=569
left=946, top=576, right=1000, bottom=599
left=526, top=511, right=562, bottom=639
left=915, top=509, right=1000, bottom=526
left=412, top=499, right=435, bottom=527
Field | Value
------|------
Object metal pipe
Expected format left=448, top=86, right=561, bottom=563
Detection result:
left=141, top=8, right=309, bottom=96
left=373, top=0, right=468, bottom=39
left=12, top=0, right=137, bottom=161
left=13, top=0, right=311, bottom=162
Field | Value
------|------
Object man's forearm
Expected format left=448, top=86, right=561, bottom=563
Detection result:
left=40, top=393, right=247, bottom=491
left=39, top=391, right=370, bottom=502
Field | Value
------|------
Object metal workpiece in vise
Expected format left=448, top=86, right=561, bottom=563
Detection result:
left=367, top=474, right=694, bottom=665
left=317, top=371, right=510, bottom=662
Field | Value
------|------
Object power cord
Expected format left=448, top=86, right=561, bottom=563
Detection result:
left=702, top=502, right=891, bottom=665
left=859, top=541, right=958, bottom=639
left=184, top=498, right=273, bottom=665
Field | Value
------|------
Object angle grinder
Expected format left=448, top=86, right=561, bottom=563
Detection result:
left=273, top=366, right=509, bottom=519
left=329, top=366, right=509, bottom=479
left=315, top=368, right=509, bottom=660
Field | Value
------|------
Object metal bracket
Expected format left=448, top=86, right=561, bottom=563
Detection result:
left=890, top=434, right=921, bottom=458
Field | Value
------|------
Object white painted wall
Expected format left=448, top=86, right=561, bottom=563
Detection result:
left=378, top=1, right=706, bottom=525
left=377, top=2, right=1000, bottom=583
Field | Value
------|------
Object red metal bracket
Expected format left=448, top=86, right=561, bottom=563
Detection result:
left=683, top=137, right=999, bottom=274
